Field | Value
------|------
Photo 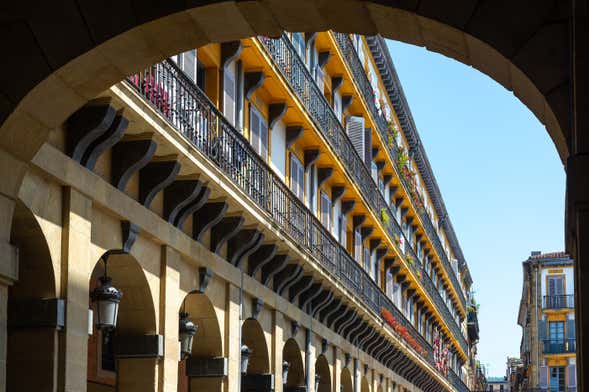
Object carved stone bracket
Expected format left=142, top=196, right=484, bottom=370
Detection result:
left=111, top=138, right=156, bottom=191
left=210, top=216, right=245, bottom=255
left=193, top=201, right=228, bottom=242
left=139, top=161, right=180, bottom=207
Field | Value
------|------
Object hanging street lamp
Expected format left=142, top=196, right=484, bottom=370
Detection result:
left=241, top=344, right=252, bottom=374
left=90, top=257, right=122, bottom=330
left=179, top=312, right=197, bottom=359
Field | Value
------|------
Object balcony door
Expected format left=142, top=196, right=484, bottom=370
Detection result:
left=548, top=276, right=565, bottom=308
left=549, top=366, right=565, bottom=392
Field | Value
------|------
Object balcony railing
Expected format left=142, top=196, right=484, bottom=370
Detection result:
left=331, top=31, right=468, bottom=312
left=448, top=369, right=469, bottom=392
left=125, top=59, right=445, bottom=379
left=543, top=295, right=574, bottom=309
left=257, top=34, right=468, bottom=355
left=542, top=339, right=576, bottom=354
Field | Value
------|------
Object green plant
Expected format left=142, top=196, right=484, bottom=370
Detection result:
left=397, top=147, right=409, bottom=169
left=380, top=208, right=390, bottom=226
left=406, top=254, right=414, bottom=265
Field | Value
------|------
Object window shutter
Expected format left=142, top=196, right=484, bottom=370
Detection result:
left=320, top=192, right=331, bottom=230
left=260, top=117, right=268, bottom=160
left=566, top=320, right=576, bottom=340
left=539, top=366, right=548, bottom=388
left=182, top=50, right=197, bottom=82
left=290, top=156, right=299, bottom=196
left=364, top=127, right=372, bottom=166
left=250, top=107, right=260, bottom=154
left=548, top=277, right=556, bottom=296
left=538, top=319, right=546, bottom=341
left=224, top=62, right=236, bottom=126
left=346, top=116, right=365, bottom=162
left=568, top=364, right=577, bottom=387
left=298, top=162, right=305, bottom=201
left=340, top=214, right=347, bottom=246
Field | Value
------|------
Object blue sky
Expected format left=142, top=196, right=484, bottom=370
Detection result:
left=385, top=40, right=566, bottom=377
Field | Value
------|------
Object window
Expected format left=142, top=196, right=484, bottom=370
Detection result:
left=346, top=116, right=365, bottom=163
left=363, top=248, right=370, bottom=271
left=173, top=49, right=197, bottom=82
left=224, top=60, right=237, bottom=126
left=291, top=32, right=305, bottom=59
left=334, top=91, right=342, bottom=122
left=550, top=366, right=565, bottom=392
left=249, top=105, right=268, bottom=159
left=371, top=161, right=378, bottom=183
left=290, top=154, right=305, bottom=201
left=320, top=191, right=331, bottom=231
left=354, top=228, right=362, bottom=263
left=338, top=213, right=347, bottom=246
left=307, top=164, right=316, bottom=214
left=548, top=276, right=565, bottom=296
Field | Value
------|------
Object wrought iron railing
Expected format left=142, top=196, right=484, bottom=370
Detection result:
left=542, top=339, right=576, bottom=354
left=331, top=31, right=467, bottom=312
left=543, top=295, right=574, bottom=309
left=448, top=369, right=469, bottom=392
left=257, top=34, right=468, bottom=354
left=125, top=59, right=442, bottom=376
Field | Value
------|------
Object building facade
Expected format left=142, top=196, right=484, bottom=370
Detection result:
left=516, top=252, right=576, bottom=391
left=5, top=32, right=474, bottom=392
left=486, top=377, right=510, bottom=392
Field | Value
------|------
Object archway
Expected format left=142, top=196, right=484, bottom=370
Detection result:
left=361, top=375, right=371, bottom=392
left=283, top=337, right=305, bottom=391
left=240, top=318, right=271, bottom=392
left=315, top=354, right=331, bottom=392
left=87, top=252, right=157, bottom=392
left=0, top=1, right=581, bottom=390
left=6, top=201, right=57, bottom=391
left=178, top=292, right=224, bottom=392
left=341, top=368, right=354, bottom=392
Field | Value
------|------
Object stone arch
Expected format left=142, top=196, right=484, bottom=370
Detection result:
left=283, top=337, right=305, bottom=389
left=179, top=291, right=224, bottom=392
left=0, top=1, right=570, bottom=172
left=361, top=375, right=371, bottom=392
left=86, top=251, right=158, bottom=391
left=184, top=292, right=223, bottom=358
left=315, top=354, right=332, bottom=392
left=6, top=200, right=58, bottom=391
left=242, top=318, right=270, bottom=375
left=341, top=368, right=354, bottom=392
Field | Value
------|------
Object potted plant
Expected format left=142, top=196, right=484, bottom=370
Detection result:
left=380, top=208, right=390, bottom=226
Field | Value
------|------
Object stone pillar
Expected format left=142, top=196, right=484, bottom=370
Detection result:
left=58, top=187, right=93, bottom=391
left=226, top=283, right=241, bottom=392
left=569, top=3, right=589, bottom=391
left=273, top=310, right=285, bottom=388
left=305, top=328, right=315, bottom=391
left=160, top=246, right=181, bottom=392
left=333, top=347, right=341, bottom=392
left=117, top=358, right=158, bottom=391
left=0, top=149, right=23, bottom=392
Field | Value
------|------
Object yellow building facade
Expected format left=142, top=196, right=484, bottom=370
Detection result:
left=517, top=252, right=576, bottom=391
left=5, top=32, right=474, bottom=392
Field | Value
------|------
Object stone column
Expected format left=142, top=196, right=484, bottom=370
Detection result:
left=333, top=347, right=342, bottom=392
left=226, top=283, right=241, bottom=392
left=160, top=246, right=181, bottom=392
left=569, top=3, right=589, bottom=391
left=273, top=310, right=285, bottom=388
left=305, top=328, right=315, bottom=391
left=0, top=150, right=25, bottom=392
left=58, top=187, right=93, bottom=391
left=117, top=358, right=158, bottom=391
